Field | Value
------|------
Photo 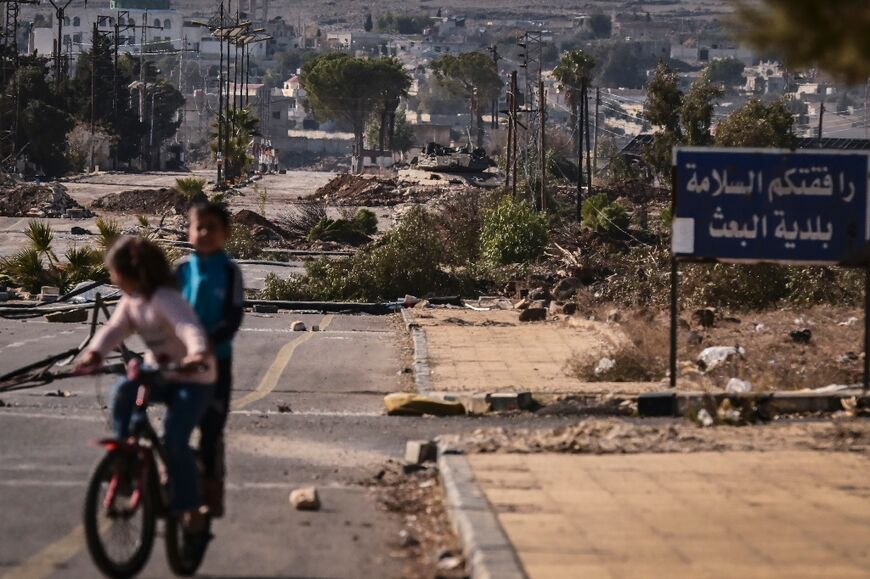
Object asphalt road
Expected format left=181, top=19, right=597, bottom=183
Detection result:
left=0, top=311, right=568, bottom=578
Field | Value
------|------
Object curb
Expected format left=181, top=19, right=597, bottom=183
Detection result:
left=401, top=308, right=433, bottom=394
left=438, top=449, right=527, bottom=579
left=638, top=390, right=870, bottom=417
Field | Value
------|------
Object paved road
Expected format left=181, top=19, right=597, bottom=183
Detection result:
left=0, top=311, right=568, bottom=578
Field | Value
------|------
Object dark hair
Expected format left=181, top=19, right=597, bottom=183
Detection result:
left=190, top=201, right=231, bottom=230
left=106, top=236, right=174, bottom=298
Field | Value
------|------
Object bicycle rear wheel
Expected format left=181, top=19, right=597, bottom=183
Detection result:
left=165, top=513, right=211, bottom=576
left=84, top=449, right=157, bottom=578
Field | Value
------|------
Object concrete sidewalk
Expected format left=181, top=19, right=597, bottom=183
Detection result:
left=465, top=451, right=870, bottom=578
left=408, top=308, right=661, bottom=396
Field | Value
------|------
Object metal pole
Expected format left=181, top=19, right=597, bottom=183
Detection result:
left=539, top=79, right=545, bottom=212
left=511, top=71, right=518, bottom=198
left=865, top=266, right=869, bottom=391
left=216, top=1, right=224, bottom=186
left=577, top=80, right=585, bottom=221
left=584, top=83, right=593, bottom=202
left=593, top=86, right=600, bottom=177
left=90, top=21, right=97, bottom=172
left=669, top=165, right=679, bottom=388
left=113, top=18, right=119, bottom=169
left=505, top=76, right=512, bottom=191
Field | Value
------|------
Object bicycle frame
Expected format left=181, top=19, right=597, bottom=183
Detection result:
left=96, top=384, right=172, bottom=518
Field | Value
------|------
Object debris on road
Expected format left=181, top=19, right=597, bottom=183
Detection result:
left=291, top=320, right=307, bottom=331
left=44, top=389, right=74, bottom=398
left=91, top=187, right=206, bottom=215
left=0, top=182, right=92, bottom=218
left=276, top=402, right=292, bottom=413
left=252, top=304, right=279, bottom=314
left=309, top=174, right=400, bottom=206
left=44, top=309, right=89, bottom=323
left=383, top=392, right=465, bottom=416
left=233, top=209, right=291, bottom=243
left=405, top=440, right=437, bottom=465
left=289, top=487, right=321, bottom=511
left=696, top=408, right=714, bottom=427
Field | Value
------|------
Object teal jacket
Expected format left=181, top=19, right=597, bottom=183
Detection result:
left=175, top=251, right=244, bottom=359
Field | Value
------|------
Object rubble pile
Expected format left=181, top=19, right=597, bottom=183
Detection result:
left=232, top=209, right=291, bottom=242
left=0, top=182, right=92, bottom=218
left=446, top=417, right=869, bottom=455
left=91, top=188, right=207, bottom=215
left=308, top=174, right=401, bottom=206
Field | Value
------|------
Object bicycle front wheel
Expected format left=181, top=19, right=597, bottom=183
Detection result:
left=165, top=513, right=211, bottom=576
left=84, top=449, right=157, bottom=578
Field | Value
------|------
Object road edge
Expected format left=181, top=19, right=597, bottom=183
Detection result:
left=438, top=450, right=528, bottom=579
left=401, top=308, right=432, bottom=394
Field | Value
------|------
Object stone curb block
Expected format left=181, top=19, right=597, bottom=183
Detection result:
left=438, top=450, right=528, bottom=579
left=401, top=308, right=432, bottom=394
left=638, top=390, right=870, bottom=417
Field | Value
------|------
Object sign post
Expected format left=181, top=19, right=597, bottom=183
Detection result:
left=670, top=147, right=870, bottom=389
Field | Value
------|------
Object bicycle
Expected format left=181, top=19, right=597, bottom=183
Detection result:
left=81, top=360, right=212, bottom=578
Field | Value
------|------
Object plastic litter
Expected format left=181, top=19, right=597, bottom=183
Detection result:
left=725, top=378, right=752, bottom=394
left=697, top=346, right=745, bottom=371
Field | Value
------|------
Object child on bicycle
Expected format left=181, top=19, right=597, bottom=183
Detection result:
left=76, top=236, right=216, bottom=531
left=175, top=202, right=244, bottom=517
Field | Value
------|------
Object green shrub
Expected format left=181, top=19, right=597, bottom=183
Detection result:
left=225, top=225, right=260, bottom=259
left=352, top=208, right=378, bottom=235
left=307, top=217, right=371, bottom=245
left=175, top=177, right=207, bottom=199
left=264, top=206, right=450, bottom=301
left=581, top=192, right=630, bottom=235
left=480, top=196, right=548, bottom=265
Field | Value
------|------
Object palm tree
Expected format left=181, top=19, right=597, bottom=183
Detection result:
left=25, top=221, right=58, bottom=266
left=553, top=49, right=595, bottom=219
left=553, top=50, right=596, bottom=151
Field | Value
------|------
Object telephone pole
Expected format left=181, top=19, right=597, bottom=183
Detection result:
left=90, top=21, right=97, bottom=172
left=817, top=99, right=825, bottom=145
left=489, top=44, right=500, bottom=130
left=577, top=80, right=585, bottom=221
left=584, top=83, right=592, bottom=201
left=592, top=87, right=600, bottom=177
left=538, top=80, right=546, bottom=212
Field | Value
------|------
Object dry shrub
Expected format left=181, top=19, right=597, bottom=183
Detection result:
left=275, top=200, right=328, bottom=239
left=569, top=312, right=669, bottom=382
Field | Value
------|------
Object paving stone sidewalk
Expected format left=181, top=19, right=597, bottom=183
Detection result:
left=409, top=308, right=661, bottom=395
left=467, top=451, right=870, bottom=578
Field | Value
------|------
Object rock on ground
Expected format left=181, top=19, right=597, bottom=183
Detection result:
left=289, top=487, right=321, bottom=511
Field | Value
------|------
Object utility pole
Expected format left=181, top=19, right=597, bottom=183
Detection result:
left=584, top=83, right=592, bottom=201
left=489, top=44, right=500, bottom=130
left=577, top=79, right=585, bottom=221
left=47, top=0, right=74, bottom=91
left=538, top=80, right=546, bottom=212
left=505, top=72, right=513, bottom=190
left=511, top=71, right=518, bottom=198
left=593, top=87, right=600, bottom=177
left=217, top=1, right=224, bottom=185
left=90, top=21, right=97, bottom=172
left=817, top=99, right=825, bottom=145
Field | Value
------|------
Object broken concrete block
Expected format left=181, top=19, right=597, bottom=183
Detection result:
left=553, top=277, right=581, bottom=301
left=519, top=307, right=547, bottom=322
left=465, top=393, right=491, bottom=415
left=405, top=440, right=437, bottom=464
left=291, top=321, right=307, bottom=331
left=561, top=302, right=578, bottom=316
left=489, top=392, right=533, bottom=412
left=383, top=392, right=465, bottom=416
left=44, top=309, right=88, bottom=323
left=289, top=487, right=321, bottom=511
left=38, top=286, right=61, bottom=302
left=253, top=304, right=278, bottom=314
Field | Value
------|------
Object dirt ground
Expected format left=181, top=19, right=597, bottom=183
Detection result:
left=372, top=461, right=466, bottom=579
left=589, top=305, right=867, bottom=391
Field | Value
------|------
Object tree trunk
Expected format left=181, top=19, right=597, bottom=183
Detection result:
left=569, top=96, right=578, bottom=152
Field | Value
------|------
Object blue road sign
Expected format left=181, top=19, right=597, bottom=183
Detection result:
left=672, top=147, right=870, bottom=265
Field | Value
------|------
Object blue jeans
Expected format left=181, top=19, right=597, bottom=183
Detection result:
left=111, top=378, right=214, bottom=514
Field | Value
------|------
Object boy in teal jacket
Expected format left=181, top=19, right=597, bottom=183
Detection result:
left=176, top=202, right=244, bottom=516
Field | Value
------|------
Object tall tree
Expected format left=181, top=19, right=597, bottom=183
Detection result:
left=364, top=12, right=373, bottom=32
left=553, top=49, right=595, bottom=150
left=734, top=0, right=870, bottom=84
left=302, top=54, right=409, bottom=173
left=430, top=52, right=501, bottom=148
left=371, top=58, right=411, bottom=154
left=714, top=98, right=796, bottom=148
left=642, top=61, right=682, bottom=185
left=681, top=71, right=723, bottom=146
